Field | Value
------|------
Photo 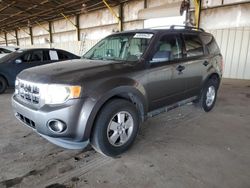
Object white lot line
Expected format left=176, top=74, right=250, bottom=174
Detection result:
left=43, top=154, right=113, bottom=188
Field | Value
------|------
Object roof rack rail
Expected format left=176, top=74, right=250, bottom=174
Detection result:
left=170, top=25, right=204, bottom=32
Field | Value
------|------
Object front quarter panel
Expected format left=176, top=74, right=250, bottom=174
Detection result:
left=79, top=77, right=148, bottom=140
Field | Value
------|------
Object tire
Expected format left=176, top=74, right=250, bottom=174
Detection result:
left=0, top=76, right=7, bottom=94
left=91, top=99, right=140, bottom=157
left=197, top=77, right=219, bottom=112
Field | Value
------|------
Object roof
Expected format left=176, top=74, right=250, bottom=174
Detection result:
left=0, top=0, right=130, bottom=32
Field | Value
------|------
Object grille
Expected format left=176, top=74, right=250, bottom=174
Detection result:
left=17, top=80, right=40, bottom=104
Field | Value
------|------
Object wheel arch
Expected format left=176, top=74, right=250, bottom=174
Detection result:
left=204, top=72, right=221, bottom=87
left=0, top=73, right=9, bottom=86
left=83, top=86, right=148, bottom=140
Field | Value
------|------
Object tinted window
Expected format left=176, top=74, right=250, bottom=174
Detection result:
left=0, top=48, right=12, bottom=53
left=19, top=50, right=43, bottom=63
left=183, top=34, right=204, bottom=57
left=43, top=50, right=50, bottom=61
left=200, top=35, right=220, bottom=55
left=20, top=53, right=31, bottom=62
left=57, top=51, right=70, bottom=60
left=151, top=34, right=182, bottom=63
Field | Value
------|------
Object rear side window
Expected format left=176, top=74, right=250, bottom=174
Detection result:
left=183, top=34, right=204, bottom=57
left=200, top=35, right=220, bottom=55
left=57, top=51, right=70, bottom=60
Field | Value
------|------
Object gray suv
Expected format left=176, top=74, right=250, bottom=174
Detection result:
left=12, top=26, right=223, bottom=157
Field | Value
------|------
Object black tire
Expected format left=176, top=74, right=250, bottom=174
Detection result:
left=197, top=77, right=219, bottom=112
left=0, top=76, right=7, bottom=94
left=91, top=99, right=140, bottom=157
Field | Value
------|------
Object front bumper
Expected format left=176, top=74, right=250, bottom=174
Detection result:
left=12, top=95, right=89, bottom=149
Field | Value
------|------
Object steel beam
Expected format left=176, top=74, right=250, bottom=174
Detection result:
left=75, top=14, right=80, bottom=41
left=102, top=0, right=122, bottom=31
left=15, top=29, right=19, bottom=46
left=4, top=32, right=8, bottom=46
left=29, top=27, right=33, bottom=45
left=48, top=21, right=53, bottom=44
left=194, top=0, right=202, bottom=28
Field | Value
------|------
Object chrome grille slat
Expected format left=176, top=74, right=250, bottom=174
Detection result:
left=16, top=80, right=41, bottom=105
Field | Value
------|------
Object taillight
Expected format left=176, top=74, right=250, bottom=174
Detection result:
left=221, top=58, right=224, bottom=73
left=219, top=55, right=224, bottom=73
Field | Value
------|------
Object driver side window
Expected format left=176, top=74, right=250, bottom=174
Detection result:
left=151, top=34, right=182, bottom=63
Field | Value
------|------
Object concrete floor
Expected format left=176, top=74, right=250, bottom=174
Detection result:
left=0, top=79, right=250, bottom=188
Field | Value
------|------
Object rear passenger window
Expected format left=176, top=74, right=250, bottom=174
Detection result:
left=200, top=35, right=220, bottom=55
left=57, top=51, right=70, bottom=60
left=183, top=34, right=204, bottom=57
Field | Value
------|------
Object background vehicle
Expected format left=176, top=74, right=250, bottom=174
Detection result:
left=12, top=27, right=223, bottom=157
left=0, top=48, right=80, bottom=93
left=0, top=46, right=19, bottom=58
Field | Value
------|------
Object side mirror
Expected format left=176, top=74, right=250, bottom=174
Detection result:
left=15, top=59, right=22, bottom=64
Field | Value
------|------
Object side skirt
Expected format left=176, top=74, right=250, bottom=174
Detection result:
left=147, top=96, right=198, bottom=118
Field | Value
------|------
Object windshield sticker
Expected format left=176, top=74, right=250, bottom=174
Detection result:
left=133, top=33, right=153, bottom=39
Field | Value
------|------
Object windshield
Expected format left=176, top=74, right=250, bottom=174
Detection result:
left=0, top=51, right=22, bottom=63
left=83, top=33, right=153, bottom=62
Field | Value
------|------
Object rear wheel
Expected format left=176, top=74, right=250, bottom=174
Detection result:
left=196, top=78, right=219, bottom=112
left=0, top=76, right=7, bottom=94
left=91, top=99, right=139, bottom=157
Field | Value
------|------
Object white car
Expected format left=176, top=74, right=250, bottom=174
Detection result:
left=0, top=46, right=19, bottom=58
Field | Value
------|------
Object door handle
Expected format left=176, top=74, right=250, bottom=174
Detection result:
left=176, top=65, right=185, bottom=72
left=203, top=61, right=209, bottom=66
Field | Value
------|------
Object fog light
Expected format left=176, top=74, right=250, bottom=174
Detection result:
left=48, top=120, right=66, bottom=133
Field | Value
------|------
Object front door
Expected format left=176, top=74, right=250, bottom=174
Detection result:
left=146, top=33, right=187, bottom=111
left=11, top=50, right=45, bottom=84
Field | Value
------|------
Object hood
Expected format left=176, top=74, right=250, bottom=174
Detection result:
left=17, top=59, right=134, bottom=84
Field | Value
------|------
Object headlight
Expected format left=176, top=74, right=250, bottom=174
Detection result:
left=15, top=79, right=19, bottom=94
left=45, top=84, right=81, bottom=105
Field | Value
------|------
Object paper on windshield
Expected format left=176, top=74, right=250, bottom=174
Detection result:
left=49, top=50, right=59, bottom=60
left=133, top=33, right=153, bottom=39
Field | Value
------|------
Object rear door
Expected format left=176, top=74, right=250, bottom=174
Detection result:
left=181, top=33, right=208, bottom=98
left=146, top=33, right=187, bottom=111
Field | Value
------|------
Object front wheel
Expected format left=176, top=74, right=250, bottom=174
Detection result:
left=91, top=99, right=140, bottom=157
left=197, top=78, right=219, bottom=112
left=0, top=76, right=7, bottom=94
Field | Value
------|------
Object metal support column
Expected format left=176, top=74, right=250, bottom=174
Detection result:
left=4, top=32, right=8, bottom=46
left=75, top=14, right=80, bottom=41
left=144, top=0, right=147, bottom=8
left=29, top=27, right=33, bottom=45
left=119, top=3, right=123, bottom=31
left=15, top=29, right=19, bottom=46
left=194, top=0, right=202, bottom=28
left=49, top=21, right=53, bottom=44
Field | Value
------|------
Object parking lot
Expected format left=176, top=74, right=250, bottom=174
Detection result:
left=0, top=78, right=249, bottom=188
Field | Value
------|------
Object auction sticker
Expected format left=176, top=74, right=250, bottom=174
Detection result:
left=133, top=33, right=153, bottom=39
